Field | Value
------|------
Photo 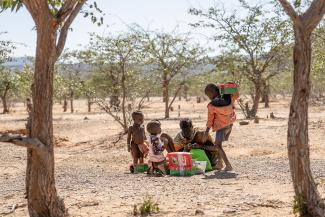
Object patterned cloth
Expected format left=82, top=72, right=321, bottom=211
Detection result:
left=148, top=135, right=165, bottom=163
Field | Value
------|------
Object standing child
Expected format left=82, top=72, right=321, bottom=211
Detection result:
left=202, top=83, right=239, bottom=171
left=127, top=111, right=148, bottom=168
left=146, top=120, right=167, bottom=176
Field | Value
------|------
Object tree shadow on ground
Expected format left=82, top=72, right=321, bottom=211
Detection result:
left=203, top=171, right=238, bottom=180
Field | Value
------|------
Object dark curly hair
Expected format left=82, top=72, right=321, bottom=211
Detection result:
left=204, top=83, right=220, bottom=95
left=131, top=110, right=144, bottom=120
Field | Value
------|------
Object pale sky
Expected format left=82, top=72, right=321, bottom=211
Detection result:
left=0, top=0, right=254, bottom=57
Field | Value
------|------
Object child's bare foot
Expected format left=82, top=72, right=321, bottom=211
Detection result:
left=212, top=165, right=222, bottom=171
left=224, top=165, right=233, bottom=171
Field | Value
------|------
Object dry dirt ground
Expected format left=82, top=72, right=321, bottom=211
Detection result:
left=1, top=97, right=325, bottom=217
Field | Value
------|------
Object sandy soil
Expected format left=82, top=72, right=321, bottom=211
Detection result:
left=1, top=97, right=325, bottom=217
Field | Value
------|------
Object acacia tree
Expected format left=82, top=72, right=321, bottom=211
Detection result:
left=278, top=0, right=325, bottom=216
left=82, top=33, right=146, bottom=132
left=0, top=38, right=16, bottom=113
left=138, top=30, right=204, bottom=118
left=190, top=1, right=291, bottom=117
left=0, top=1, right=102, bottom=216
left=57, top=52, right=83, bottom=113
left=0, top=69, right=19, bottom=113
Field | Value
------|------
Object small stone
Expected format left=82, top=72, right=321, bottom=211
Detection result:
left=223, top=208, right=236, bottom=213
left=195, top=209, right=204, bottom=215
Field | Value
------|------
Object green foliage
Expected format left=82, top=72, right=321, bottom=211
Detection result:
left=311, top=26, right=325, bottom=96
left=133, top=196, right=159, bottom=216
left=54, top=51, right=84, bottom=101
left=1, top=0, right=104, bottom=27
left=16, top=65, right=33, bottom=99
left=0, top=68, right=19, bottom=99
left=137, top=28, right=205, bottom=83
left=81, top=33, right=146, bottom=99
left=189, top=1, right=292, bottom=85
left=293, top=194, right=308, bottom=216
left=0, top=37, right=15, bottom=65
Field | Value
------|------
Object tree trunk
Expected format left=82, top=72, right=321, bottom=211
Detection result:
left=70, top=90, right=74, bottom=113
left=250, top=82, right=262, bottom=117
left=121, top=72, right=128, bottom=132
left=184, top=85, right=189, bottom=101
left=163, top=81, right=169, bottom=119
left=29, top=22, right=66, bottom=217
left=287, top=27, right=325, bottom=217
left=262, top=81, right=270, bottom=108
left=63, top=96, right=67, bottom=112
left=1, top=95, right=9, bottom=114
left=178, top=86, right=182, bottom=101
left=87, top=97, right=91, bottom=113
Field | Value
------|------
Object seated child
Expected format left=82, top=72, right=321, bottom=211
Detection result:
left=146, top=120, right=167, bottom=176
left=202, top=83, right=239, bottom=171
left=127, top=111, right=149, bottom=168
left=174, top=118, right=222, bottom=170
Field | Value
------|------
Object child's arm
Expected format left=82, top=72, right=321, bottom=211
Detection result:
left=204, top=104, right=214, bottom=142
left=231, top=92, right=240, bottom=102
left=127, top=126, right=132, bottom=152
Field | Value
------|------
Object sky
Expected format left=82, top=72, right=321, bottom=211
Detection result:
left=0, top=0, right=247, bottom=57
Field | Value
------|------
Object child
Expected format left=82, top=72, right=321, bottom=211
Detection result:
left=146, top=120, right=167, bottom=176
left=127, top=111, right=148, bottom=168
left=202, top=83, right=239, bottom=171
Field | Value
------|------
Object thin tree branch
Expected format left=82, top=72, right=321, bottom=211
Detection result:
left=56, top=0, right=76, bottom=22
left=56, top=0, right=86, bottom=60
left=277, top=0, right=301, bottom=27
left=168, top=83, right=184, bottom=109
left=302, top=0, right=325, bottom=33
left=0, top=134, right=45, bottom=150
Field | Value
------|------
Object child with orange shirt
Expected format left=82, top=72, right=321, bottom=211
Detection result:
left=202, top=83, right=239, bottom=171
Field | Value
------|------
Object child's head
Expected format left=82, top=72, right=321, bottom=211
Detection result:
left=204, top=83, right=220, bottom=100
left=179, top=118, right=193, bottom=139
left=26, top=98, right=31, bottom=103
left=132, top=111, right=144, bottom=125
left=146, top=120, right=161, bottom=135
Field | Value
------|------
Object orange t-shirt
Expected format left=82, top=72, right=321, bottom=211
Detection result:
left=206, top=93, right=239, bottom=132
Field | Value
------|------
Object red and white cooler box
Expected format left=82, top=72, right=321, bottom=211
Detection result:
left=167, top=152, right=193, bottom=176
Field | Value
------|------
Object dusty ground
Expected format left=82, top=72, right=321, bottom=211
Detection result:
left=1, top=97, right=325, bottom=217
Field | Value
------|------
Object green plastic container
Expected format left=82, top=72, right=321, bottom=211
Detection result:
left=170, top=169, right=193, bottom=176
left=221, top=87, right=238, bottom=95
left=219, top=83, right=239, bottom=95
left=190, top=149, right=212, bottom=171
left=135, top=164, right=149, bottom=173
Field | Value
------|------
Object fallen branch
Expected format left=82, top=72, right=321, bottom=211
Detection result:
left=0, top=134, right=45, bottom=150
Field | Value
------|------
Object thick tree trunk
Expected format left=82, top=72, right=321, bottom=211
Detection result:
left=288, top=27, right=325, bottom=217
left=1, top=95, right=9, bottom=114
left=70, top=90, right=74, bottom=113
left=163, top=81, right=169, bottom=119
left=29, top=22, right=66, bottom=217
